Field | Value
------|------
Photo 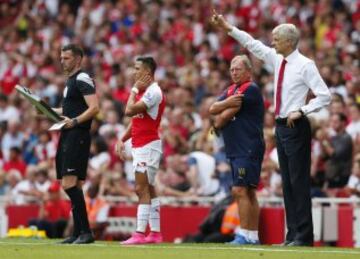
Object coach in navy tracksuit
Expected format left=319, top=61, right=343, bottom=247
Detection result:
left=209, top=55, right=264, bottom=245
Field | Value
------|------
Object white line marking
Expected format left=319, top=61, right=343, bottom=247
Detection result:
left=0, top=241, right=359, bottom=255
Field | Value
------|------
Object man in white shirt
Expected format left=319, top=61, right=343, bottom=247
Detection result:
left=346, top=103, right=360, bottom=140
left=212, top=10, right=331, bottom=246
left=185, top=151, right=220, bottom=196
left=346, top=159, right=360, bottom=198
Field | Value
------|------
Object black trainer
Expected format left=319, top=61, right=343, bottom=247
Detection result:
left=58, top=236, right=78, bottom=244
left=287, top=240, right=313, bottom=247
left=73, top=233, right=95, bottom=244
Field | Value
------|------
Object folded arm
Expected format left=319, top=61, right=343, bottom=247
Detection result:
left=209, top=94, right=243, bottom=115
left=213, top=106, right=241, bottom=129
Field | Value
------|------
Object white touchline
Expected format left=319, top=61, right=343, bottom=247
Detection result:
left=0, top=241, right=359, bottom=255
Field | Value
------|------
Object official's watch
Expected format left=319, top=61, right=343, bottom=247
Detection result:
left=72, top=118, right=79, bottom=127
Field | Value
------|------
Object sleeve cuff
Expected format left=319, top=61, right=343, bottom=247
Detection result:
left=300, top=107, right=308, bottom=115
left=227, top=26, right=235, bottom=36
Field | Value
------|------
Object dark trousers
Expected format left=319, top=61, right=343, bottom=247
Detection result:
left=275, top=116, right=313, bottom=243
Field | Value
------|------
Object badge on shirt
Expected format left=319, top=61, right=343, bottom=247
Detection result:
left=238, top=168, right=246, bottom=179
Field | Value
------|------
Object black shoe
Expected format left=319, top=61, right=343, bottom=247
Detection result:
left=73, top=233, right=95, bottom=244
left=287, top=240, right=313, bottom=247
left=58, top=236, right=78, bottom=244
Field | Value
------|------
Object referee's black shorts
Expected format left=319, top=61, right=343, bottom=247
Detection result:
left=56, top=128, right=91, bottom=181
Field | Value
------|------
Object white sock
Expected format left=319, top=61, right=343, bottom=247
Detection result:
left=248, top=230, right=259, bottom=241
left=149, top=198, right=161, bottom=232
left=136, top=204, right=150, bottom=233
left=236, top=227, right=249, bottom=239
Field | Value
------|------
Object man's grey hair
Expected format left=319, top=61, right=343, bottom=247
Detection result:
left=231, top=55, right=252, bottom=70
left=272, top=23, right=300, bottom=49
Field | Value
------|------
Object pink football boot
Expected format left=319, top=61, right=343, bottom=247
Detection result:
left=120, top=232, right=147, bottom=245
left=144, top=232, right=163, bottom=244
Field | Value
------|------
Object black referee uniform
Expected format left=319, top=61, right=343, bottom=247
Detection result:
left=56, top=70, right=96, bottom=244
left=56, top=70, right=95, bottom=180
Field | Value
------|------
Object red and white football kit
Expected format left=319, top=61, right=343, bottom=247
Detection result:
left=131, top=82, right=165, bottom=185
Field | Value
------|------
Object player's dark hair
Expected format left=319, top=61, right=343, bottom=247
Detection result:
left=136, top=56, right=157, bottom=74
left=61, top=44, right=84, bottom=58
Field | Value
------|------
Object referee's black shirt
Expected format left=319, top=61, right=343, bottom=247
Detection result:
left=62, top=70, right=96, bottom=130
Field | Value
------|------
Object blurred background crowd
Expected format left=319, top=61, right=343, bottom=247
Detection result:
left=0, top=0, right=359, bottom=236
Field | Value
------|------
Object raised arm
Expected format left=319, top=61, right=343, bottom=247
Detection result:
left=211, top=9, right=277, bottom=68
left=124, top=74, right=153, bottom=117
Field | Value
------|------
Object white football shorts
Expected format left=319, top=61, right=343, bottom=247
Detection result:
left=132, top=139, right=162, bottom=185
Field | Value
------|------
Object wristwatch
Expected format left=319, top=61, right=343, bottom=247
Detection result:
left=131, top=87, right=139, bottom=94
left=72, top=118, right=79, bottom=127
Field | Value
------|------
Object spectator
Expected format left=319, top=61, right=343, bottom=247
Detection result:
left=0, top=169, right=9, bottom=195
left=321, top=113, right=353, bottom=188
left=34, top=131, right=56, bottom=166
left=0, top=93, right=20, bottom=122
left=346, top=103, right=360, bottom=140
left=182, top=195, right=234, bottom=243
left=155, top=154, right=191, bottom=197
left=1, top=120, right=24, bottom=161
left=345, top=157, right=360, bottom=198
left=4, top=169, right=22, bottom=197
left=183, top=151, right=220, bottom=197
left=89, top=136, right=111, bottom=175
left=98, top=109, right=125, bottom=138
left=3, top=147, right=27, bottom=177
left=34, top=168, right=51, bottom=194
left=85, top=183, right=110, bottom=239
left=28, top=181, right=71, bottom=238
left=10, top=165, right=44, bottom=205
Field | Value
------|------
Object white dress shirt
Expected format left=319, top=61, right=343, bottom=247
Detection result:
left=229, top=27, right=331, bottom=118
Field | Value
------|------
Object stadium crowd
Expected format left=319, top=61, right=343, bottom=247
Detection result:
left=0, top=0, right=359, bottom=233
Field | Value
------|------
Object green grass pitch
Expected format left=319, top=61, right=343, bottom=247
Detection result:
left=0, top=238, right=359, bottom=259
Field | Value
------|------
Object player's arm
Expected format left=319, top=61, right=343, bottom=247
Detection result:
left=125, top=73, right=154, bottom=117
left=120, top=121, right=132, bottom=143
left=115, top=121, right=132, bottom=160
left=124, top=89, right=148, bottom=117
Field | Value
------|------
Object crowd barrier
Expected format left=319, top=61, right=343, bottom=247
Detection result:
left=1, top=197, right=359, bottom=247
